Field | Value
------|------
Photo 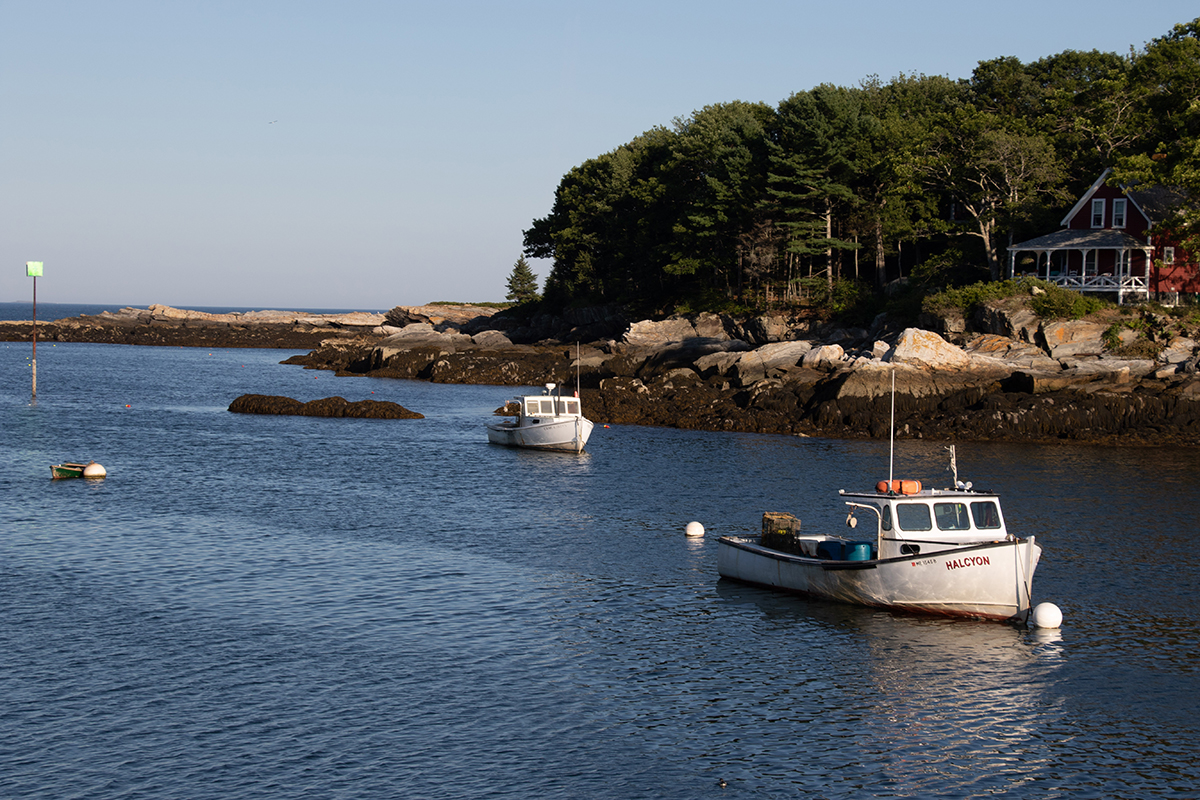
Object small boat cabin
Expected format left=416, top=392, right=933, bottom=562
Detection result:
left=513, top=386, right=584, bottom=420
left=841, top=480, right=1010, bottom=558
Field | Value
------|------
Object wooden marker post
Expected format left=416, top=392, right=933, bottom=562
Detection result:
left=26, top=261, right=42, bottom=400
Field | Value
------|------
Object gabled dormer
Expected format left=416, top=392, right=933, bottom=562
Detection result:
left=1060, top=168, right=1151, bottom=236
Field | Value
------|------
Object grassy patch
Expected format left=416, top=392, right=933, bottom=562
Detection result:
left=428, top=301, right=513, bottom=308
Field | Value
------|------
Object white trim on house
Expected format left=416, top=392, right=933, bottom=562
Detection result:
left=1060, top=169, right=1111, bottom=227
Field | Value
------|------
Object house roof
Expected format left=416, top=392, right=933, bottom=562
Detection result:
left=1009, top=228, right=1151, bottom=252
left=1127, top=184, right=1191, bottom=220
left=1060, top=169, right=1112, bottom=227
left=1059, top=167, right=1191, bottom=228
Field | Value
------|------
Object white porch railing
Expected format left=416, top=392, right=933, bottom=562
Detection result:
left=1047, top=274, right=1149, bottom=302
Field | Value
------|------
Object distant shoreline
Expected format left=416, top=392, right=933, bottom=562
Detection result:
left=0, top=304, right=388, bottom=350
left=0, top=301, right=386, bottom=324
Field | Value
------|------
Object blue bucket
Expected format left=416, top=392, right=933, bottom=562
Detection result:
left=845, top=542, right=874, bottom=561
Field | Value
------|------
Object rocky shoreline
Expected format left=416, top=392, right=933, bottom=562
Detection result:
left=0, top=304, right=397, bottom=349
left=5, top=302, right=1199, bottom=446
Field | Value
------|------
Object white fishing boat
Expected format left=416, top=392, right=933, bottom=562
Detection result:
left=486, top=383, right=594, bottom=453
left=717, top=449, right=1042, bottom=622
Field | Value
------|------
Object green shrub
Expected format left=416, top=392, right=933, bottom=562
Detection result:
left=910, top=247, right=990, bottom=289
left=1102, top=323, right=1124, bottom=350
left=922, top=277, right=1042, bottom=316
left=922, top=277, right=1112, bottom=322
left=672, top=288, right=756, bottom=317
left=1111, top=338, right=1163, bottom=359
left=1028, top=285, right=1109, bottom=319
left=793, top=277, right=878, bottom=322
left=430, top=301, right=513, bottom=308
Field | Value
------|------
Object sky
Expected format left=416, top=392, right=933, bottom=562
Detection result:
left=2, top=1, right=1197, bottom=311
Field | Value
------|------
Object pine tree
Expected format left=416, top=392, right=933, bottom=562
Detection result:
left=505, top=255, right=541, bottom=303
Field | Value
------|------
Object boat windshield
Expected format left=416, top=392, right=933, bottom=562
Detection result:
left=891, top=498, right=1004, bottom=534
left=933, top=502, right=970, bottom=531
left=895, top=503, right=931, bottom=531
left=524, top=397, right=581, bottom=416
left=970, top=501, right=1002, bottom=529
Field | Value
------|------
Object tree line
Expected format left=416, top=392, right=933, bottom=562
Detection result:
left=521, top=19, right=1200, bottom=315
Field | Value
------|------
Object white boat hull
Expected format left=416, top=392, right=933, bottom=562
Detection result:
left=717, top=535, right=1041, bottom=621
left=486, top=416, right=594, bottom=452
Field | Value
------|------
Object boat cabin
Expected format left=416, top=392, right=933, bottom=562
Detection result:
left=841, top=482, right=1010, bottom=558
left=506, top=383, right=584, bottom=421
left=516, top=394, right=583, bottom=420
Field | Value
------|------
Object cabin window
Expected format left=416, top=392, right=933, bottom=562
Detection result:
left=1091, top=199, right=1105, bottom=228
left=529, top=399, right=554, bottom=415
left=881, top=505, right=893, bottom=532
left=564, top=399, right=580, bottom=415
left=1113, top=198, right=1126, bottom=228
left=895, top=503, right=931, bottom=532
left=1164, top=246, right=1176, bottom=265
left=970, top=501, right=1001, bottom=529
left=934, top=503, right=970, bottom=531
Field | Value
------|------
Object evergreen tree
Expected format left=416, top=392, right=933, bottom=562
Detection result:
left=1114, top=18, right=1200, bottom=248
left=522, top=17, right=1200, bottom=308
left=505, top=255, right=541, bottom=304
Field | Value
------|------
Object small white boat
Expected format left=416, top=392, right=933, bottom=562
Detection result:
left=717, top=452, right=1042, bottom=622
left=487, top=383, right=594, bottom=453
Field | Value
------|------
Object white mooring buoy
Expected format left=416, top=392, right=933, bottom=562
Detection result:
left=1031, top=602, right=1063, bottom=629
left=82, top=462, right=107, bottom=479
left=685, top=521, right=705, bottom=538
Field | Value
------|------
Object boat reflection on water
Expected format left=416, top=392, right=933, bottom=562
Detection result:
left=712, top=578, right=1066, bottom=792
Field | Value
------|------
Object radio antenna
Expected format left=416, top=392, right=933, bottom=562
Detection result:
left=888, top=368, right=895, bottom=485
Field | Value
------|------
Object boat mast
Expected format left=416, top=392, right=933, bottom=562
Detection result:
left=888, top=368, right=895, bottom=485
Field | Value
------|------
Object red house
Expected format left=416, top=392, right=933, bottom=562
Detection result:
left=1008, top=169, right=1197, bottom=304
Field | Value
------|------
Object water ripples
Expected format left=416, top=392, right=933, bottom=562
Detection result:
left=3, top=344, right=1199, bottom=797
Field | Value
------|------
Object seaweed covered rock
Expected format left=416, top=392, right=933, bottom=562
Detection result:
left=228, top=394, right=424, bottom=419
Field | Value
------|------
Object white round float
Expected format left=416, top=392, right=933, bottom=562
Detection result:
left=1031, top=602, right=1062, bottom=629
left=685, top=521, right=705, bottom=538
left=82, top=462, right=107, bottom=479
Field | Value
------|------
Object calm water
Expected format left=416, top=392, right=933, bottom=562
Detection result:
left=2, top=342, right=1198, bottom=799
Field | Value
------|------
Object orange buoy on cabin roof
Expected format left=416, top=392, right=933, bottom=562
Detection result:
left=876, top=479, right=922, bottom=495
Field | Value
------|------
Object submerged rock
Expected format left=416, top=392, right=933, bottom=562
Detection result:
left=228, top=394, right=424, bottom=419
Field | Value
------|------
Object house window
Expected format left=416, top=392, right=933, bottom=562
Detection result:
left=1091, top=199, right=1105, bottom=228
left=1164, top=247, right=1175, bottom=264
left=1113, top=198, right=1126, bottom=228
left=1084, top=250, right=1097, bottom=276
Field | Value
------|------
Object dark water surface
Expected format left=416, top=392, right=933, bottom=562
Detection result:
left=2, top=342, right=1198, bottom=799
